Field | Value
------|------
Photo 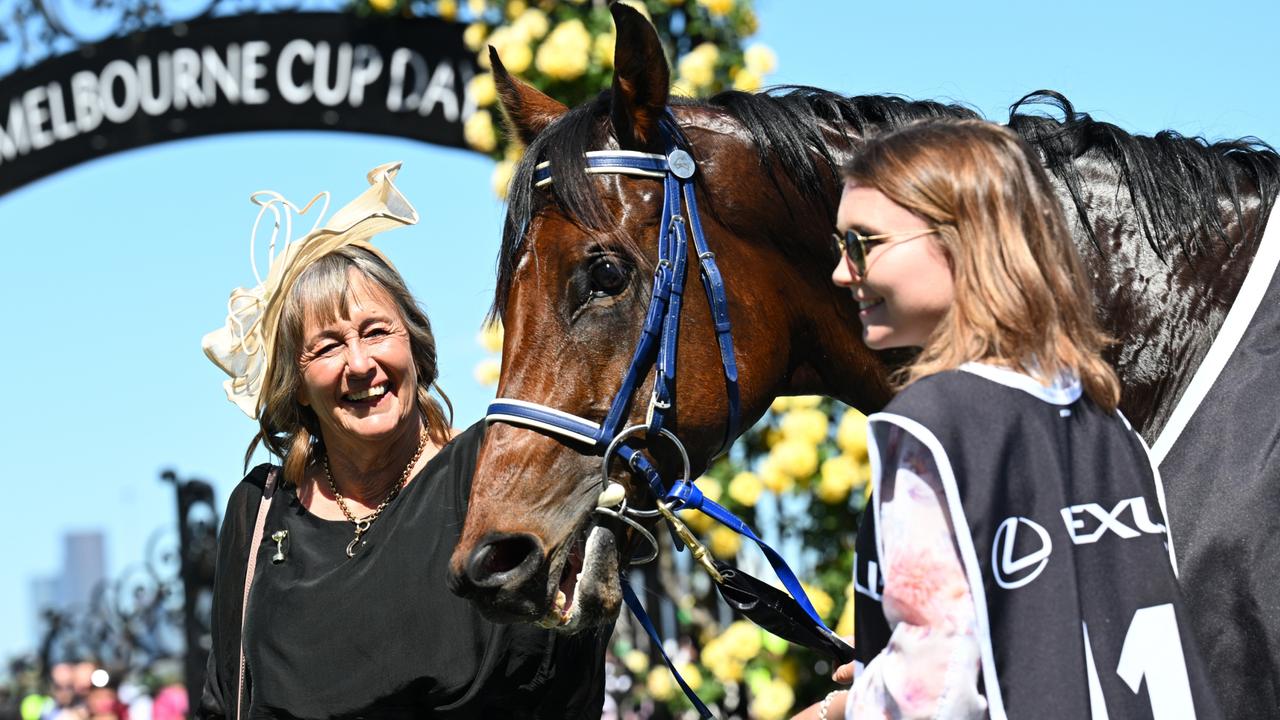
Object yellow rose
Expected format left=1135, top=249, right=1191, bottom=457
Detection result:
left=837, top=408, right=869, bottom=459
left=749, top=678, right=795, bottom=720
left=491, top=159, right=516, bottom=199
left=835, top=595, right=855, bottom=638
left=762, top=427, right=783, bottom=449
left=700, top=639, right=744, bottom=683
left=463, top=22, right=489, bottom=52
left=709, top=526, right=742, bottom=559
left=483, top=26, right=533, bottom=72
left=645, top=668, right=676, bottom=701
left=513, top=7, right=549, bottom=39
left=437, top=0, right=458, bottom=20
left=464, top=109, right=497, bottom=152
left=722, top=620, right=763, bottom=660
left=467, top=0, right=487, bottom=16
left=789, top=395, right=823, bottom=409
left=593, top=32, right=616, bottom=69
left=669, top=80, right=697, bottom=98
left=769, top=438, right=818, bottom=479
left=769, top=396, right=790, bottom=414
left=780, top=407, right=828, bottom=445
left=535, top=19, right=592, bottom=81
left=815, top=454, right=857, bottom=504
left=476, top=320, right=503, bottom=353
left=727, top=471, right=763, bottom=507
left=696, top=0, right=735, bottom=18
left=744, top=43, right=777, bottom=75
left=368, top=0, right=397, bottom=13
left=737, top=7, right=759, bottom=34
left=821, top=454, right=858, bottom=487
left=623, top=648, right=649, bottom=674
left=675, top=663, right=703, bottom=692
left=816, top=471, right=851, bottom=505
left=468, top=72, right=497, bottom=107
left=501, top=40, right=532, bottom=73
left=732, top=67, right=762, bottom=92
left=505, top=0, right=527, bottom=19
left=473, top=358, right=500, bottom=386
left=680, top=508, right=713, bottom=534
left=800, top=582, right=835, bottom=621
left=696, top=476, right=723, bottom=503
left=758, top=458, right=794, bottom=494
left=676, top=43, right=719, bottom=89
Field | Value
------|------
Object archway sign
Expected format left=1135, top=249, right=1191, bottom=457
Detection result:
left=0, top=5, right=480, bottom=196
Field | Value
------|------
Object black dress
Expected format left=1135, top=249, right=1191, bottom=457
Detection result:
left=198, top=422, right=607, bottom=719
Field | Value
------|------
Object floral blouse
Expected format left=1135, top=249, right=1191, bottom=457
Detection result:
left=846, top=424, right=988, bottom=719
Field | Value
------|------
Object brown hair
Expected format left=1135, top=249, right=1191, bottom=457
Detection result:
left=844, top=118, right=1120, bottom=410
left=248, top=246, right=453, bottom=484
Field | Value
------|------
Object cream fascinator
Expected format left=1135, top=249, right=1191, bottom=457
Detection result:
left=202, top=162, right=419, bottom=418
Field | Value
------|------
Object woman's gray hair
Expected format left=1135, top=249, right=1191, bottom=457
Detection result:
left=247, top=245, right=453, bottom=484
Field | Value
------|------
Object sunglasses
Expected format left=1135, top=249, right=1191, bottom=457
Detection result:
left=832, top=227, right=940, bottom=276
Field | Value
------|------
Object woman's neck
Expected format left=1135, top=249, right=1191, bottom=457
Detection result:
left=321, top=413, right=426, bottom=506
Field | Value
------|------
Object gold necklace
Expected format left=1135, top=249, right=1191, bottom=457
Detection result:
left=324, top=427, right=429, bottom=558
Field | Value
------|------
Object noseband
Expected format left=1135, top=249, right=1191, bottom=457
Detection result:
left=484, top=110, right=850, bottom=716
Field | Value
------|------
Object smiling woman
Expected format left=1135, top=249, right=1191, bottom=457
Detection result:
left=195, top=163, right=606, bottom=719
left=809, top=120, right=1222, bottom=720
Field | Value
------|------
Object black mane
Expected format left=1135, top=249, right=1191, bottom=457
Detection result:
left=1009, top=91, right=1280, bottom=258
left=493, top=87, right=1280, bottom=318
left=492, top=88, right=976, bottom=318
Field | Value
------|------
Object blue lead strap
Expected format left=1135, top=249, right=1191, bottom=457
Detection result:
left=664, top=478, right=836, bottom=634
left=623, top=580, right=716, bottom=719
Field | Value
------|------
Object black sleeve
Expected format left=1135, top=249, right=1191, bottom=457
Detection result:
left=533, top=628, right=609, bottom=719
left=195, top=464, right=273, bottom=720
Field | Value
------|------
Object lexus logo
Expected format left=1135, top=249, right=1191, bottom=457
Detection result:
left=992, top=516, right=1052, bottom=589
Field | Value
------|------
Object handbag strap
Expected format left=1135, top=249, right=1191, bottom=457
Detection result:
left=236, top=468, right=278, bottom=720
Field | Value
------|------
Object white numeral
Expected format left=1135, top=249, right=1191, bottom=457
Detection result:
left=1084, top=604, right=1195, bottom=720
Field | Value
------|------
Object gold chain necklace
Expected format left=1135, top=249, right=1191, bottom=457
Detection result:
left=324, top=427, right=429, bottom=558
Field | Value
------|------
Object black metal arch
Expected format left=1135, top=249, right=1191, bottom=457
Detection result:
left=0, top=2, right=479, bottom=196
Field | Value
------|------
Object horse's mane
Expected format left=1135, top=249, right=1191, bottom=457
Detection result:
left=493, top=87, right=1280, bottom=319
left=1009, top=91, right=1280, bottom=258
left=493, top=88, right=976, bottom=318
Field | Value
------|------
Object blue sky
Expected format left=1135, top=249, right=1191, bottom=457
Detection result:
left=2, top=0, right=1278, bottom=661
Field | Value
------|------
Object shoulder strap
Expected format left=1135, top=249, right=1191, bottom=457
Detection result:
left=236, top=468, right=278, bottom=720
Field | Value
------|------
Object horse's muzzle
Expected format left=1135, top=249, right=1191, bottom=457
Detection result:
left=447, top=531, right=549, bottom=622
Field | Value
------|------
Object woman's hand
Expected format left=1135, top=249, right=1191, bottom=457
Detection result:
left=832, top=658, right=857, bottom=685
left=788, top=640, right=855, bottom=720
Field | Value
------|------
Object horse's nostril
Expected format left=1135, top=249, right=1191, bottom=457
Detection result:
left=466, top=533, right=542, bottom=589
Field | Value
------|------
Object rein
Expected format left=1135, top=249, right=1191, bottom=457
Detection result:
left=485, top=110, right=852, bottom=715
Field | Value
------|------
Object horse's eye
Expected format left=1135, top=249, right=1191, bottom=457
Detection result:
left=588, top=258, right=628, bottom=296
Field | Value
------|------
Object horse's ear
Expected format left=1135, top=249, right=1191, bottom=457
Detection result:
left=609, top=2, right=670, bottom=151
left=490, top=46, right=568, bottom=145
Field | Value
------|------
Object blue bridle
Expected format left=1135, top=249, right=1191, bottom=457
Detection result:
left=484, top=110, right=849, bottom=716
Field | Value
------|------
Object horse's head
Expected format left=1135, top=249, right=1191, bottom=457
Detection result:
left=448, top=4, right=891, bottom=630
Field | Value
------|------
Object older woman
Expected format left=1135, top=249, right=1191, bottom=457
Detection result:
left=198, top=163, right=605, bottom=719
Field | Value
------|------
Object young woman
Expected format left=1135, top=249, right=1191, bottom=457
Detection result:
left=803, top=120, right=1220, bottom=719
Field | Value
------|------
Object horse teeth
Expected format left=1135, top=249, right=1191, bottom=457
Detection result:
left=597, top=482, right=627, bottom=508
left=555, top=590, right=567, bottom=611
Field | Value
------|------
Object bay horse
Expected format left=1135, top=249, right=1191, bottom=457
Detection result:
left=447, top=4, right=1280, bottom=716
